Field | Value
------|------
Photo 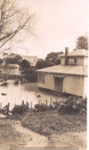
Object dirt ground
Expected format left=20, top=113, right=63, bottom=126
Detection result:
left=47, top=131, right=86, bottom=150
left=0, top=118, right=48, bottom=150
left=0, top=111, right=87, bottom=150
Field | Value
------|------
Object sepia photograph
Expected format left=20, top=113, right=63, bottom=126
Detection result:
left=0, top=0, right=88, bottom=150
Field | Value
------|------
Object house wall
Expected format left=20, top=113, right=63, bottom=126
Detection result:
left=61, top=58, right=65, bottom=65
left=37, top=73, right=85, bottom=97
left=61, top=57, right=83, bottom=65
left=9, top=68, right=21, bottom=75
left=55, top=78, right=63, bottom=92
left=37, top=74, right=55, bottom=90
left=77, top=57, right=84, bottom=65
left=6, top=65, right=21, bottom=75
left=83, top=77, right=88, bottom=98
left=84, top=57, right=88, bottom=66
left=61, top=56, right=88, bottom=66
left=63, top=76, right=84, bottom=96
left=77, top=57, right=88, bottom=66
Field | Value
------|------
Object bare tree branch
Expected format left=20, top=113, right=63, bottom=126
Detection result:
left=0, top=0, right=34, bottom=52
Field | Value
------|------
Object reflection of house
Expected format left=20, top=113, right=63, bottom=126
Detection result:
left=36, top=48, right=88, bottom=98
left=22, top=56, right=38, bottom=66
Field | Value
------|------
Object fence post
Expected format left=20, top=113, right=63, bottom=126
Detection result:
left=26, top=101, right=29, bottom=108
left=39, top=100, right=40, bottom=105
left=0, top=102, right=2, bottom=110
left=7, top=102, right=10, bottom=115
left=50, top=98, right=52, bottom=105
left=46, top=100, right=48, bottom=107
left=22, top=100, right=25, bottom=105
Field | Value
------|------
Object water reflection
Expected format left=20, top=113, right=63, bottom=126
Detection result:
left=0, top=80, right=38, bottom=109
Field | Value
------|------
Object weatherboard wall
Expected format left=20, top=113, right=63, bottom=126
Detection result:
left=83, top=77, right=88, bottom=98
left=63, top=76, right=84, bottom=97
left=37, top=74, right=55, bottom=91
left=37, top=73, right=85, bottom=97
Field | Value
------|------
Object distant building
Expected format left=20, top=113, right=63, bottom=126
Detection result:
left=6, top=64, right=21, bottom=76
left=22, top=56, right=38, bottom=66
left=0, top=64, right=21, bottom=79
left=36, top=48, right=88, bottom=98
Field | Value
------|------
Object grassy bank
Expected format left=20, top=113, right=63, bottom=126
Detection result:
left=21, top=110, right=86, bottom=136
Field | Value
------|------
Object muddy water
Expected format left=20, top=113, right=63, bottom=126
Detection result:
left=0, top=80, right=58, bottom=110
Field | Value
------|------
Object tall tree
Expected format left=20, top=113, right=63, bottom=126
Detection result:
left=45, top=51, right=64, bottom=64
left=36, top=59, right=55, bottom=69
left=20, top=59, right=30, bottom=70
left=76, top=36, right=88, bottom=50
left=0, top=0, right=34, bottom=54
left=5, top=54, right=22, bottom=64
left=0, top=58, right=3, bottom=64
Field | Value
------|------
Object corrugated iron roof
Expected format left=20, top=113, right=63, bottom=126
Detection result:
left=36, top=65, right=88, bottom=76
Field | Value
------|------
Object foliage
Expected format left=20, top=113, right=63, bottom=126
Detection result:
left=36, top=59, right=55, bottom=69
left=45, top=51, right=64, bottom=65
left=34, top=103, right=47, bottom=111
left=55, top=58, right=61, bottom=65
left=0, top=58, right=3, bottom=65
left=5, top=54, right=22, bottom=64
left=58, top=96, right=87, bottom=115
left=21, top=67, right=36, bottom=82
left=20, top=59, right=30, bottom=70
left=12, top=104, right=29, bottom=115
left=34, top=96, right=87, bottom=114
left=21, top=107, right=86, bottom=136
left=36, top=51, right=64, bottom=69
left=76, top=36, right=88, bottom=50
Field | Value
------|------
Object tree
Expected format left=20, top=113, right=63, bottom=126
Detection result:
left=0, top=58, right=3, bottom=64
left=0, top=0, right=34, bottom=54
left=45, top=51, right=64, bottom=65
left=5, top=54, right=22, bottom=64
left=76, top=36, right=88, bottom=50
left=21, top=67, right=37, bottom=82
left=20, top=59, right=30, bottom=70
left=36, top=59, right=55, bottom=69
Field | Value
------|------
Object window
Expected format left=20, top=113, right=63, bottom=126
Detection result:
left=38, top=73, right=45, bottom=83
left=68, top=58, right=77, bottom=64
left=74, top=59, right=77, bottom=64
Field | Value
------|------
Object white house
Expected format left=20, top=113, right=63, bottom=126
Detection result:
left=22, top=56, right=38, bottom=66
left=6, top=64, right=21, bottom=76
left=36, top=48, right=88, bottom=98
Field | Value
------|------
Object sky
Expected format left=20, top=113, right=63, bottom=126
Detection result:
left=9, top=0, right=89, bottom=58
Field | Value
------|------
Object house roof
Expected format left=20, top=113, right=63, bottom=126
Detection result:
left=61, top=49, right=88, bottom=57
left=7, top=64, right=20, bottom=67
left=36, top=65, right=88, bottom=76
left=22, top=55, right=38, bottom=60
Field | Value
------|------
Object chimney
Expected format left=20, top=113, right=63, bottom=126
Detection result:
left=65, top=47, right=69, bottom=65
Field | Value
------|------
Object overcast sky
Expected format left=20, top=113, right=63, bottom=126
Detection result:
left=14, top=0, right=88, bottom=58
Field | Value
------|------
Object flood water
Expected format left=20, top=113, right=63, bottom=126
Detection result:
left=0, top=80, right=58, bottom=110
